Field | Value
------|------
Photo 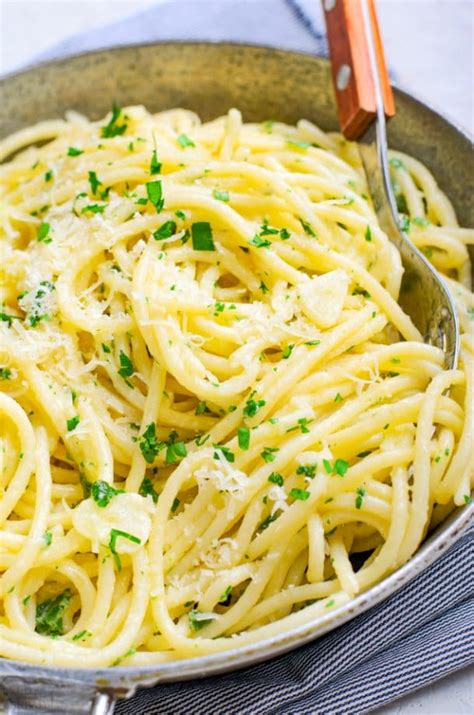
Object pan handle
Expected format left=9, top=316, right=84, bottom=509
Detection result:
left=1, top=678, right=116, bottom=715
left=322, top=0, right=395, bottom=139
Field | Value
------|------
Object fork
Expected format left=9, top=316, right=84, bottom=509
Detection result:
left=322, top=0, right=459, bottom=368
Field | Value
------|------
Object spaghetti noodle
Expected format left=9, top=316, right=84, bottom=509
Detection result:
left=0, top=106, right=472, bottom=667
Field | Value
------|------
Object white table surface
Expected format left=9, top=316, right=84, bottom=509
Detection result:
left=0, top=1, right=472, bottom=713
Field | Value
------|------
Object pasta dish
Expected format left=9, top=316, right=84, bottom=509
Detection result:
left=0, top=107, right=472, bottom=667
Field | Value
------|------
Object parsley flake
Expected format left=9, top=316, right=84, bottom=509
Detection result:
left=237, top=426, right=250, bottom=450
left=192, top=222, right=215, bottom=251
left=67, top=147, right=83, bottom=157
left=153, top=220, right=177, bottom=240
left=139, top=423, right=160, bottom=464
left=290, top=488, right=310, bottom=501
left=118, top=350, right=134, bottom=382
left=101, top=104, right=128, bottom=138
left=35, top=590, right=71, bottom=637
left=188, top=609, right=215, bottom=631
left=146, top=180, right=164, bottom=213
left=243, top=397, right=266, bottom=417
left=139, top=477, right=159, bottom=504
left=213, top=189, right=229, bottom=202
left=268, top=472, right=284, bottom=486
left=150, top=149, right=162, bottom=175
left=296, top=464, right=316, bottom=478
left=91, top=480, right=124, bottom=507
left=66, top=415, right=80, bottom=432
left=355, top=487, right=366, bottom=509
left=249, top=234, right=271, bottom=248
left=261, top=447, right=279, bottom=463
left=177, top=134, right=195, bottom=149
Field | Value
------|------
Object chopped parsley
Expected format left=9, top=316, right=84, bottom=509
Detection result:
left=112, top=647, right=136, bottom=666
left=296, top=417, right=311, bottom=433
left=37, top=222, right=52, bottom=243
left=150, top=149, right=162, bottom=175
left=188, top=609, right=215, bottom=631
left=171, top=497, right=180, bottom=513
left=249, top=234, right=271, bottom=248
left=260, top=281, right=269, bottom=294
left=296, top=464, right=316, bottom=478
left=213, top=445, right=235, bottom=463
left=165, top=433, right=187, bottom=464
left=412, top=216, right=430, bottom=227
left=365, top=225, right=372, bottom=242
left=0, top=312, right=20, bottom=327
left=118, top=350, right=134, bottom=383
left=323, top=458, right=349, bottom=476
left=389, top=157, right=404, bottom=169
left=191, top=221, right=215, bottom=251
left=67, top=146, right=83, bottom=157
left=213, top=189, right=229, bottom=202
left=44, top=169, right=53, bottom=183
left=298, top=217, right=316, bottom=236
left=139, top=477, right=159, bottom=504
left=35, top=590, right=72, bottom=637
left=153, top=220, right=177, bottom=240
left=218, top=585, right=232, bottom=604
left=19, top=280, right=55, bottom=328
left=237, top=426, right=250, bottom=450
left=177, top=134, right=195, bottom=149
left=146, top=180, right=164, bottom=212
left=101, top=104, right=128, bottom=138
left=195, top=401, right=209, bottom=415
left=72, top=630, right=92, bottom=641
left=257, top=510, right=281, bottom=532
left=66, top=415, right=80, bottom=432
left=399, top=214, right=410, bottom=233
left=352, top=287, right=371, bottom=299
left=290, top=488, right=310, bottom=501
left=139, top=422, right=160, bottom=464
left=91, top=480, right=124, bottom=507
left=261, top=446, right=279, bottom=463
left=282, top=344, right=295, bottom=359
left=355, top=487, right=367, bottom=509
left=287, top=138, right=311, bottom=150
left=334, top=392, right=344, bottom=403
left=0, top=368, right=12, bottom=380
left=43, top=530, right=52, bottom=547
left=81, top=203, right=106, bottom=214
left=268, top=472, right=284, bottom=486
left=243, top=397, right=266, bottom=418
left=108, top=528, right=141, bottom=571
left=88, top=170, right=101, bottom=196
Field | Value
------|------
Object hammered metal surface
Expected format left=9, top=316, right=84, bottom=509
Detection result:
left=0, top=42, right=472, bottom=710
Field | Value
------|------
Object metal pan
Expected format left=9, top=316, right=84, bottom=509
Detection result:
left=0, top=42, right=472, bottom=715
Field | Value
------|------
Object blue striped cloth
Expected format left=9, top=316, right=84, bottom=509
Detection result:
left=35, top=2, right=474, bottom=712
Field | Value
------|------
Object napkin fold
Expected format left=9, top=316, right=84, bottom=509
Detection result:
left=31, top=1, right=474, bottom=712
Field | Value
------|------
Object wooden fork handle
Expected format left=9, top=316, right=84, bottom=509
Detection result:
left=322, top=0, right=395, bottom=139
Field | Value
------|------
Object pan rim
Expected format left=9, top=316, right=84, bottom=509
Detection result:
left=0, top=39, right=472, bottom=689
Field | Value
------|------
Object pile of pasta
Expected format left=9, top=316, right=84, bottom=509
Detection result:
left=0, top=106, right=472, bottom=668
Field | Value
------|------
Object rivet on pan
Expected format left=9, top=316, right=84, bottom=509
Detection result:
left=324, top=0, right=337, bottom=10
left=336, top=64, right=351, bottom=90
